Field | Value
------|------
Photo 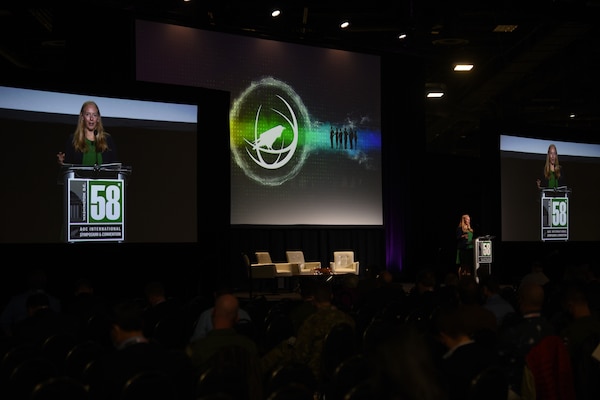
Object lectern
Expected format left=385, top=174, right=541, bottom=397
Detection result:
left=59, top=164, right=132, bottom=243
left=474, top=235, right=494, bottom=282
left=540, top=186, right=571, bottom=241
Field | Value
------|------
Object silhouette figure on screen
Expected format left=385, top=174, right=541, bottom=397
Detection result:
left=56, top=100, right=118, bottom=166
left=343, top=127, right=348, bottom=149
left=330, top=126, right=334, bottom=148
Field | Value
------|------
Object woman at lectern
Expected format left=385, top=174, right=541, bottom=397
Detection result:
left=536, top=143, right=563, bottom=189
left=456, top=214, right=474, bottom=276
left=56, top=100, right=118, bottom=165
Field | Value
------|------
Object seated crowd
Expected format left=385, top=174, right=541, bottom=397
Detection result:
left=0, top=262, right=599, bottom=400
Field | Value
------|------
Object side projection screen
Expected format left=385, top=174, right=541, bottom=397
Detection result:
left=500, top=134, right=600, bottom=242
left=135, top=20, right=383, bottom=225
left=0, top=85, right=199, bottom=243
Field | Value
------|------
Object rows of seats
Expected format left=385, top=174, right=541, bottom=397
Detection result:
left=2, top=263, right=599, bottom=400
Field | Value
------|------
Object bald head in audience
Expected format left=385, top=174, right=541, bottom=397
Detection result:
left=518, top=282, right=545, bottom=314
left=212, top=293, right=239, bottom=329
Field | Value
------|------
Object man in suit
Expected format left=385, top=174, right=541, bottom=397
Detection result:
left=87, top=299, right=196, bottom=400
left=433, top=304, right=501, bottom=400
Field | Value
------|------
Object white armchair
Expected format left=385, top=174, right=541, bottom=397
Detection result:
left=329, top=251, right=360, bottom=275
left=285, top=251, right=321, bottom=275
left=254, top=252, right=293, bottom=277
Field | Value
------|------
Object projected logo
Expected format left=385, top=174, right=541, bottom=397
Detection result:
left=230, top=77, right=312, bottom=186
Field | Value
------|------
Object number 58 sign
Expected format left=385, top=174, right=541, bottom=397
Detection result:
left=67, top=178, right=125, bottom=242
left=88, top=180, right=123, bottom=222
left=477, top=240, right=493, bottom=263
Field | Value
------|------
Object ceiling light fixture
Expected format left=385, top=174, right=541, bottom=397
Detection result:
left=340, top=20, right=350, bottom=29
left=493, top=24, right=518, bottom=33
left=426, top=83, right=446, bottom=98
left=271, top=9, right=281, bottom=18
left=427, top=92, right=444, bottom=98
left=454, top=64, right=474, bottom=72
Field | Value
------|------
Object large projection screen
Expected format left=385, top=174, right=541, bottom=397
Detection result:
left=0, top=84, right=199, bottom=243
left=500, top=134, right=600, bottom=242
left=135, top=20, right=383, bottom=225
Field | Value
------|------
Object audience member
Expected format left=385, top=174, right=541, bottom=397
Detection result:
left=405, top=267, right=439, bottom=316
left=432, top=304, right=501, bottom=400
left=559, top=282, right=600, bottom=358
left=142, top=281, right=186, bottom=347
left=519, top=259, right=550, bottom=289
left=371, top=323, right=447, bottom=400
left=354, top=269, right=406, bottom=326
left=559, top=282, right=600, bottom=400
left=260, top=281, right=356, bottom=384
left=11, top=292, right=78, bottom=347
left=456, top=275, right=497, bottom=338
left=62, top=277, right=110, bottom=339
left=87, top=299, right=195, bottom=400
left=480, top=275, right=516, bottom=328
left=436, top=271, right=460, bottom=308
left=189, top=286, right=251, bottom=343
left=186, top=293, right=259, bottom=374
left=560, top=261, right=600, bottom=318
left=497, top=282, right=556, bottom=397
left=288, top=278, right=318, bottom=335
left=187, top=293, right=262, bottom=400
left=0, top=268, right=61, bottom=337
left=332, top=273, right=361, bottom=313
left=583, top=262, right=600, bottom=316
left=362, top=269, right=406, bottom=308
left=353, top=267, right=379, bottom=300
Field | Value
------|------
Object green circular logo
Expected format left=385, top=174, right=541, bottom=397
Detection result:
left=230, top=77, right=312, bottom=186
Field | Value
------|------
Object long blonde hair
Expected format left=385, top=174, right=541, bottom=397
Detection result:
left=72, top=101, right=111, bottom=153
left=543, top=144, right=561, bottom=180
left=458, top=214, right=473, bottom=233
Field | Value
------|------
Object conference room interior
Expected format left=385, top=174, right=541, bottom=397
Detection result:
left=0, top=2, right=599, bottom=303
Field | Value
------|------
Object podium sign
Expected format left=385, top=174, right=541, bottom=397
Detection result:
left=60, top=164, right=131, bottom=243
left=541, top=187, right=570, bottom=241
left=67, top=178, right=125, bottom=242
left=476, top=239, right=493, bottom=264
left=474, top=236, right=494, bottom=281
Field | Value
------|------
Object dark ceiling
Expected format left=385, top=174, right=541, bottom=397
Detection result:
left=2, top=1, right=600, bottom=157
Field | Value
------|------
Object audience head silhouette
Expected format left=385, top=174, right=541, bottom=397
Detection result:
left=212, top=293, right=240, bottom=329
left=518, top=282, right=545, bottom=314
left=109, top=300, right=147, bottom=349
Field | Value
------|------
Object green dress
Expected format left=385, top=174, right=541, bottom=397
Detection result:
left=547, top=170, right=558, bottom=188
left=456, top=230, right=474, bottom=265
left=82, top=139, right=103, bottom=165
